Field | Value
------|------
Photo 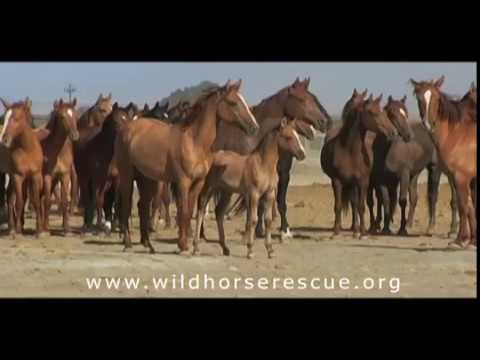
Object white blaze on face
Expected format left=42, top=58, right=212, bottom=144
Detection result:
left=399, top=108, right=407, bottom=119
left=237, top=93, right=258, bottom=128
left=133, top=115, right=138, bottom=121
left=67, top=109, right=73, bottom=117
left=292, top=129, right=305, bottom=154
left=423, top=90, right=432, bottom=130
left=0, top=109, right=12, bottom=142
left=309, top=125, right=318, bottom=137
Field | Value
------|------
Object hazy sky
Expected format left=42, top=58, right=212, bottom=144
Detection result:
left=0, top=62, right=475, bottom=117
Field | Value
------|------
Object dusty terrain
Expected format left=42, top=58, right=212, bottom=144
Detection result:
left=0, top=167, right=476, bottom=298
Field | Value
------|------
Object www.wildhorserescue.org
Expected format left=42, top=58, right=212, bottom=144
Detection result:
left=85, top=274, right=401, bottom=294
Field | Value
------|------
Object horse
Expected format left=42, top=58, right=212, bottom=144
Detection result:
left=209, top=77, right=331, bottom=242
left=37, top=98, right=79, bottom=236
left=410, top=76, right=476, bottom=248
left=321, top=92, right=397, bottom=238
left=76, top=103, right=136, bottom=234
left=114, top=80, right=259, bottom=254
left=193, top=118, right=306, bottom=258
left=0, top=98, right=44, bottom=238
left=142, top=101, right=169, bottom=121
left=74, top=95, right=115, bottom=231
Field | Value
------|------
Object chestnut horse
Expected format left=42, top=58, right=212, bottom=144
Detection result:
left=211, top=78, right=331, bottom=242
left=114, top=80, right=259, bottom=254
left=410, top=76, right=477, bottom=248
left=37, top=98, right=79, bottom=236
left=321, top=92, right=397, bottom=238
left=194, top=118, right=306, bottom=258
left=0, top=98, right=43, bottom=237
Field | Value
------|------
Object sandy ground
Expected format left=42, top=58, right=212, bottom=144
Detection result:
left=0, top=170, right=476, bottom=298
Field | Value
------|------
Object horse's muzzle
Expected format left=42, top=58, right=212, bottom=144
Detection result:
left=69, top=130, right=80, bottom=142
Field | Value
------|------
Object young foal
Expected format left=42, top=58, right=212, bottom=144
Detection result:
left=193, top=118, right=306, bottom=258
left=0, top=98, right=43, bottom=237
left=321, top=93, right=397, bottom=238
left=38, top=98, right=79, bottom=235
left=114, top=80, right=259, bottom=254
left=410, top=76, right=477, bottom=248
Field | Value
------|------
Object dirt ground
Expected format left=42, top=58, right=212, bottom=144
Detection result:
left=0, top=174, right=476, bottom=298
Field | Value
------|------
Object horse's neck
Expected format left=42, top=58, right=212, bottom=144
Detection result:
left=249, top=116, right=283, bottom=149
left=257, top=131, right=280, bottom=171
left=15, top=126, right=40, bottom=153
left=339, top=114, right=366, bottom=150
left=45, top=117, right=68, bottom=151
left=190, top=98, right=218, bottom=151
left=253, top=92, right=286, bottom=121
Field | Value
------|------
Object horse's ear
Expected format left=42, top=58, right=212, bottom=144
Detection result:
left=108, top=93, right=112, bottom=100
left=163, top=101, right=169, bottom=110
left=293, top=77, right=301, bottom=87
left=280, top=117, right=288, bottom=128
left=470, top=82, right=476, bottom=92
left=127, top=106, right=135, bottom=119
left=304, top=77, right=310, bottom=89
left=0, top=98, right=11, bottom=109
left=59, top=98, right=64, bottom=106
left=375, top=94, right=383, bottom=104
left=53, top=100, right=59, bottom=109
left=96, top=94, right=103, bottom=103
left=233, top=79, right=242, bottom=91
left=387, top=95, right=393, bottom=103
left=72, top=98, right=77, bottom=108
left=361, top=89, right=368, bottom=98
left=434, top=75, right=445, bottom=89
left=144, top=103, right=149, bottom=112
left=367, top=94, right=373, bottom=102
left=401, top=95, right=407, bottom=104
left=25, top=97, right=32, bottom=110
left=112, top=102, right=118, bottom=110
left=353, top=88, right=358, bottom=97
left=409, top=78, right=419, bottom=87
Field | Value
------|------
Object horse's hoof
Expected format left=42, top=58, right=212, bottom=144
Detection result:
left=359, top=235, right=368, bottom=240
left=397, top=229, right=408, bottom=236
left=255, top=230, right=265, bottom=238
left=178, top=250, right=190, bottom=257
left=381, top=229, right=393, bottom=236
left=148, top=247, right=156, bottom=254
left=63, top=231, right=74, bottom=238
left=192, top=248, right=201, bottom=256
left=447, top=241, right=464, bottom=250
left=465, top=243, right=477, bottom=251
left=448, top=231, right=458, bottom=239
left=247, top=252, right=254, bottom=259
left=267, top=248, right=275, bottom=258
left=352, top=232, right=360, bottom=239
left=222, top=247, right=230, bottom=256
left=280, top=230, right=292, bottom=243
left=123, top=246, right=133, bottom=253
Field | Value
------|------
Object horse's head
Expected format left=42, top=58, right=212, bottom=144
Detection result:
left=384, top=95, right=411, bottom=142
left=342, top=88, right=368, bottom=119
left=0, top=97, right=33, bottom=148
left=53, top=98, right=79, bottom=141
left=277, top=118, right=306, bottom=161
left=409, top=75, right=445, bottom=132
left=283, top=77, right=331, bottom=133
left=125, top=102, right=140, bottom=120
left=291, top=118, right=316, bottom=140
left=110, top=102, right=137, bottom=129
left=361, top=94, right=397, bottom=140
left=92, top=93, right=114, bottom=126
left=216, top=79, right=259, bottom=135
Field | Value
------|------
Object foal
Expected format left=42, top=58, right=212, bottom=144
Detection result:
left=193, top=118, right=306, bottom=258
left=0, top=98, right=43, bottom=237
left=38, top=98, right=79, bottom=235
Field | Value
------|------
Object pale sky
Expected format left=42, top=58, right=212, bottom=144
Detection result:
left=0, top=62, right=475, bottom=117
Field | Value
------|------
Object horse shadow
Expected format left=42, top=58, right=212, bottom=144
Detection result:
left=343, top=243, right=468, bottom=253
left=84, top=239, right=124, bottom=246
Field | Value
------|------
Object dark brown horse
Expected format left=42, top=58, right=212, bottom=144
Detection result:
left=410, top=76, right=476, bottom=248
left=193, top=118, right=306, bottom=258
left=209, top=78, right=331, bottom=242
left=114, top=80, right=259, bottom=254
left=0, top=98, right=43, bottom=238
left=37, top=98, right=79, bottom=236
left=77, top=93, right=113, bottom=129
left=321, top=92, right=397, bottom=238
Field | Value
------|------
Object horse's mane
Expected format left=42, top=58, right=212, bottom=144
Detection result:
left=252, top=86, right=288, bottom=112
left=178, top=85, right=226, bottom=128
left=438, top=91, right=475, bottom=123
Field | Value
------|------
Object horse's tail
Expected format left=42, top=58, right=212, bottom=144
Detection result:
left=341, top=183, right=354, bottom=217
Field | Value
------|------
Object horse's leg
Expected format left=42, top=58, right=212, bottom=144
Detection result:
left=60, top=173, right=72, bottom=236
left=31, top=173, right=43, bottom=238
left=69, top=164, right=78, bottom=215
left=13, top=175, right=24, bottom=235
left=193, top=185, right=214, bottom=256
left=397, top=171, right=410, bottom=236
left=276, top=171, right=292, bottom=242
left=162, top=182, right=172, bottom=229
left=103, top=183, right=115, bottom=235
left=447, top=173, right=458, bottom=238
left=406, top=174, right=419, bottom=230
left=247, top=192, right=260, bottom=259
left=470, top=178, right=476, bottom=214
left=187, top=178, right=207, bottom=240
left=358, top=179, right=369, bottom=238
left=374, top=186, right=383, bottom=231
left=264, top=189, right=276, bottom=258
left=136, top=175, right=157, bottom=254
left=42, top=175, right=52, bottom=234
left=119, top=175, right=134, bottom=251
left=214, top=191, right=232, bottom=256
left=350, top=185, right=359, bottom=237
left=176, top=180, right=192, bottom=253
left=426, top=163, right=441, bottom=235
left=367, top=182, right=376, bottom=234
left=466, top=178, right=476, bottom=246
left=332, top=178, right=342, bottom=236
left=149, top=186, right=160, bottom=233
left=380, top=184, right=392, bottom=235
left=255, top=197, right=266, bottom=238
left=0, top=173, right=6, bottom=224
left=450, top=175, right=472, bottom=248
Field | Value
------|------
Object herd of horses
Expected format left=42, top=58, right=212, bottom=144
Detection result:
left=0, top=76, right=476, bottom=259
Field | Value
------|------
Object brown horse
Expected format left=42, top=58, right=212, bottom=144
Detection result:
left=210, top=78, right=331, bottom=241
left=78, top=93, right=113, bottom=129
left=321, top=92, right=397, bottom=238
left=114, top=80, right=259, bottom=254
left=37, top=98, right=79, bottom=235
left=410, top=76, right=477, bottom=248
left=193, top=118, right=306, bottom=258
left=0, top=98, right=43, bottom=237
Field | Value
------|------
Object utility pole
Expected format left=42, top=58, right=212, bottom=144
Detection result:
left=64, top=83, right=77, bottom=102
